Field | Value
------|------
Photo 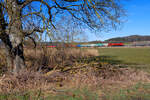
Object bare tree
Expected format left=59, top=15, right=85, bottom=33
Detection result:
left=49, top=16, right=86, bottom=43
left=0, top=0, right=124, bottom=73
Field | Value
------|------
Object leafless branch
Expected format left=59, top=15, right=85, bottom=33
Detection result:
left=24, top=28, right=44, bottom=37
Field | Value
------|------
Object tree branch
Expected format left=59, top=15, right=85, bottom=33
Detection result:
left=23, top=28, right=44, bottom=37
left=63, top=0, right=79, bottom=2
left=27, top=36, right=37, bottom=48
left=54, top=0, right=78, bottom=11
left=21, top=0, right=52, bottom=9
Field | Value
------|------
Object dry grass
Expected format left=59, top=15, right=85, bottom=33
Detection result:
left=64, top=67, right=150, bottom=90
left=0, top=69, right=66, bottom=93
left=24, top=48, right=99, bottom=72
left=0, top=70, right=46, bottom=93
left=0, top=47, right=150, bottom=99
left=0, top=47, right=100, bottom=74
left=99, top=68, right=150, bottom=90
left=0, top=66, right=150, bottom=95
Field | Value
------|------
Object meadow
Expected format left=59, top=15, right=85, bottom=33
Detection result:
left=99, top=47, right=150, bottom=65
left=0, top=47, right=150, bottom=100
left=98, top=47, right=150, bottom=72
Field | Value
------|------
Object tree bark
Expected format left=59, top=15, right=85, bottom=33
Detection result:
left=0, top=1, right=26, bottom=73
left=11, top=41, right=25, bottom=73
left=0, top=33, right=25, bottom=73
left=1, top=34, right=13, bottom=71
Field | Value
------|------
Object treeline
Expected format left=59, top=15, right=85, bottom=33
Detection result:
left=105, top=35, right=150, bottom=42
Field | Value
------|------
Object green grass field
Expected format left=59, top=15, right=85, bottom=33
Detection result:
left=97, top=47, right=150, bottom=72
left=98, top=47, right=150, bottom=65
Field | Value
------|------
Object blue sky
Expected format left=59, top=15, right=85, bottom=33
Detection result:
left=24, top=0, right=150, bottom=42
left=88, top=0, right=150, bottom=41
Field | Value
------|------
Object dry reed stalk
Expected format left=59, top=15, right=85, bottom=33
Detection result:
left=24, top=48, right=99, bottom=72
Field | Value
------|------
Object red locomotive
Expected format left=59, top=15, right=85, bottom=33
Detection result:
left=108, top=43, right=124, bottom=46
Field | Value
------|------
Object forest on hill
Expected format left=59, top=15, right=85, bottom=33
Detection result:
left=105, top=35, right=150, bottom=42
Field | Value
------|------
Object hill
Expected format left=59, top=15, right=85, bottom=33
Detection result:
left=105, top=35, right=150, bottom=42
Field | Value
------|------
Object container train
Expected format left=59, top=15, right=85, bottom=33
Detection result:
left=47, top=43, right=124, bottom=48
left=77, top=43, right=124, bottom=47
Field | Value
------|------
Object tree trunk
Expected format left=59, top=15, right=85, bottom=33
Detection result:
left=5, top=45, right=25, bottom=73
left=3, top=0, right=26, bottom=73
left=1, top=33, right=25, bottom=73
left=2, top=35, right=13, bottom=71
left=11, top=42, right=25, bottom=73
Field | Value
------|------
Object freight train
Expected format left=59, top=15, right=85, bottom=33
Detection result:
left=77, top=43, right=124, bottom=47
left=47, top=43, right=124, bottom=48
